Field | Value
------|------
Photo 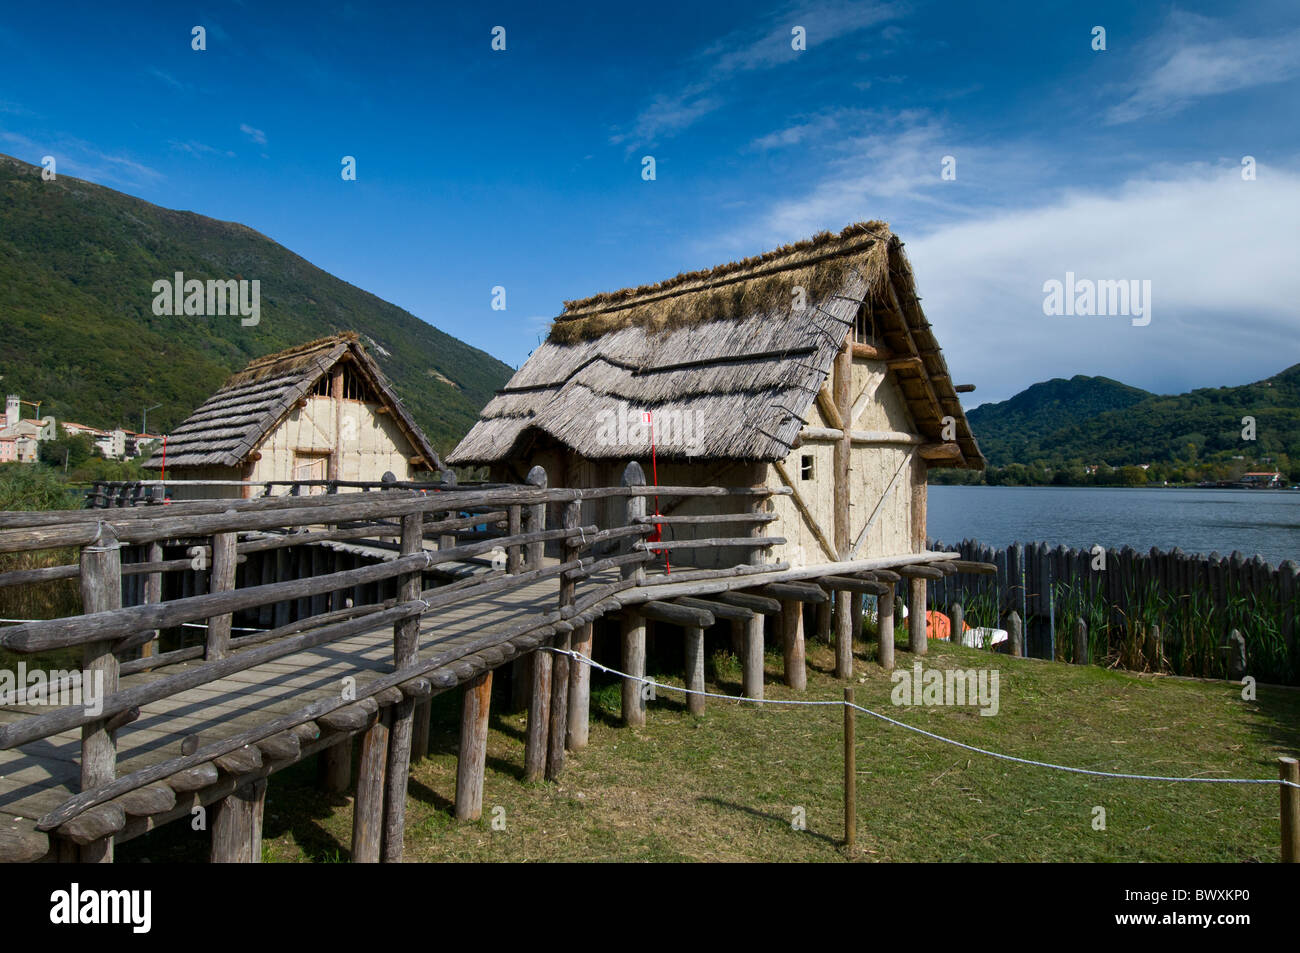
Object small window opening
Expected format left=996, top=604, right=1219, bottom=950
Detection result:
left=801, top=455, right=814, bottom=481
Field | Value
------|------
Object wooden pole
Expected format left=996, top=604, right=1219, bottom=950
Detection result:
left=877, top=587, right=895, bottom=671
left=411, top=700, right=431, bottom=761
left=567, top=620, right=593, bottom=750
left=1281, top=757, right=1299, bottom=863
left=949, top=601, right=963, bottom=645
left=621, top=611, right=647, bottom=726
left=320, top=738, right=352, bottom=793
left=524, top=466, right=547, bottom=570
left=816, top=599, right=831, bottom=644
left=1073, top=618, right=1088, bottom=665
left=510, top=655, right=532, bottom=714
left=834, top=590, right=853, bottom=678
left=79, top=525, right=121, bottom=863
left=206, top=531, right=237, bottom=660
left=742, top=614, right=764, bottom=700
left=455, top=671, right=493, bottom=820
left=685, top=625, right=705, bottom=715
left=351, top=707, right=389, bottom=863
left=622, top=461, right=648, bottom=725
left=1007, top=610, right=1023, bottom=658
left=382, top=511, right=423, bottom=862
left=547, top=499, right=581, bottom=779
left=210, top=778, right=267, bottom=863
left=507, top=504, right=523, bottom=573
left=908, top=578, right=927, bottom=655
left=781, top=599, right=807, bottom=690
left=524, top=647, right=552, bottom=781
left=832, top=340, right=852, bottom=565
left=141, top=540, right=162, bottom=661
left=843, top=686, right=855, bottom=850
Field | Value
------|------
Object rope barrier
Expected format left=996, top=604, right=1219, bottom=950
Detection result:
left=540, top=646, right=1300, bottom=790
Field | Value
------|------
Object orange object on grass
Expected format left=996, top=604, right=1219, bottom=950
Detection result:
left=906, top=611, right=967, bottom=639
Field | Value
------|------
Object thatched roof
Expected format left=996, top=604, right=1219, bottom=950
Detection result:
left=145, top=332, right=444, bottom=473
left=447, top=222, right=983, bottom=468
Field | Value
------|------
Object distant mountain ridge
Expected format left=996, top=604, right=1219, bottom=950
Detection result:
left=0, top=154, right=513, bottom=454
left=965, top=366, right=1300, bottom=469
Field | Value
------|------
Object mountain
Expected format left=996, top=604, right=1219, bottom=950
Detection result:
left=963, top=366, right=1300, bottom=471
left=966, top=375, right=1152, bottom=465
left=0, top=154, right=513, bottom=456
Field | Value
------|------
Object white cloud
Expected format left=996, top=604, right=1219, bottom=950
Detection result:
left=906, top=164, right=1300, bottom=403
left=1107, top=17, right=1300, bottom=124
left=239, top=123, right=267, bottom=145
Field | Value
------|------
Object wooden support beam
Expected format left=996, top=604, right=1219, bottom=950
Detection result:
left=918, top=442, right=962, bottom=462
left=741, top=615, right=764, bottom=700
left=833, top=340, right=852, bottom=561
left=851, top=341, right=890, bottom=361
left=210, top=778, right=266, bottom=863
left=621, top=610, right=647, bottom=727
left=523, top=647, right=552, bottom=782
left=684, top=625, right=705, bottom=715
left=455, top=671, right=493, bottom=820
left=381, top=511, right=424, bottom=863
left=950, top=560, right=997, bottom=575
left=819, top=575, right=892, bottom=595
left=815, top=385, right=844, bottom=432
left=780, top=600, right=807, bottom=691
left=877, top=586, right=895, bottom=671
left=566, top=621, right=593, bottom=750
left=899, top=564, right=944, bottom=580
left=908, top=578, right=928, bottom=655
left=755, top=581, right=829, bottom=603
left=351, top=707, right=389, bottom=863
left=641, top=600, right=715, bottom=628
left=546, top=632, right=570, bottom=781
left=718, top=590, right=782, bottom=615
left=674, top=596, right=754, bottom=622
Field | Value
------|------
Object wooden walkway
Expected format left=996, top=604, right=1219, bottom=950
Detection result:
left=0, top=563, right=578, bottom=858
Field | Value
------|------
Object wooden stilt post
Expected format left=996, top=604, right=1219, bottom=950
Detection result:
left=743, top=614, right=764, bottom=700
left=524, top=648, right=552, bottom=781
left=411, top=700, right=431, bottom=761
left=781, top=599, right=807, bottom=690
left=685, top=625, right=706, bottom=715
left=381, top=511, right=424, bottom=862
left=206, top=530, right=237, bottom=660
left=621, top=612, right=647, bottom=726
left=547, top=499, right=581, bottom=780
left=455, top=671, right=493, bottom=820
left=351, top=707, right=389, bottom=863
left=834, top=590, right=853, bottom=678
left=908, top=577, right=928, bottom=655
left=1281, top=757, right=1299, bottom=863
left=877, top=587, right=895, bottom=671
left=79, top=525, right=121, bottom=863
left=950, top=601, right=964, bottom=645
left=843, top=686, right=855, bottom=850
left=210, top=778, right=267, bottom=863
left=621, top=461, right=649, bottom=725
left=567, top=621, right=594, bottom=750
left=816, top=599, right=832, bottom=644
left=320, top=738, right=352, bottom=793
left=511, top=655, right=532, bottom=713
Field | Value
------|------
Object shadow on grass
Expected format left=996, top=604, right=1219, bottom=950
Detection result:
left=697, top=795, right=841, bottom=847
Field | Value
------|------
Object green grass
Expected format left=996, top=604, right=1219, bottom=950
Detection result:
left=117, top=635, right=1300, bottom=863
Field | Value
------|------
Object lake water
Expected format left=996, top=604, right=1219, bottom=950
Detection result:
left=927, top=486, right=1300, bottom=566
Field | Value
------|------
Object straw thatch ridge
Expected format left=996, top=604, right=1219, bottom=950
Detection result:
left=448, top=221, right=984, bottom=469
left=144, top=332, right=444, bottom=473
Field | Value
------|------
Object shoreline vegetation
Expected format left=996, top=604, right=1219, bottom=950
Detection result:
left=930, top=465, right=1296, bottom=489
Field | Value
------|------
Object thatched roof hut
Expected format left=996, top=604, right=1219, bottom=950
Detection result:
left=147, top=332, right=443, bottom=497
left=449, top=221, right=981, bottom=568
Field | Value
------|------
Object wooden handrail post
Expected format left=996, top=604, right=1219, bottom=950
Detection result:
left=623, top=462, right=646, bottom=584
left=206, top=531, right=237, bottom=660
left=141, top=540, right=163, bottom=662
left=79, top=524, right=122, bottom=863
left=507, top=504, right=523, bottom=573
left=382, top=511, right=423, bottom=862
left=525, top=466, right=547, bottom=570
left=1281, top=757, right=1299, bottom=863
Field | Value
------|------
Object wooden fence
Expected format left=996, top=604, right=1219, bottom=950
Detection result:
left=924, top=538, right=1299, bottom=685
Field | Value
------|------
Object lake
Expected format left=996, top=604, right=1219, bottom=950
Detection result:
left=926, top=486, right=1300, bottom=566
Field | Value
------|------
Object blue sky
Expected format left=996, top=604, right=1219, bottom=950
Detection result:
left=1, top=0, right=1297, bottom=406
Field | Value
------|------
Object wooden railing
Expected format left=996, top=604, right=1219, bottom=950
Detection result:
left=0, top=462, right=792, bottom=858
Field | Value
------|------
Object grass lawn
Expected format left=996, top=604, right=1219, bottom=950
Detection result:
left=119, top=635, right=1300, bottom=863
